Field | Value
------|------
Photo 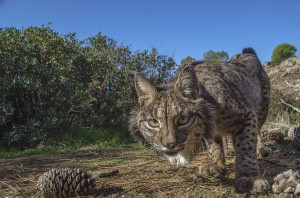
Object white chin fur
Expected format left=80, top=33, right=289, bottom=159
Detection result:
left=165, top=152, right=189, bottom=167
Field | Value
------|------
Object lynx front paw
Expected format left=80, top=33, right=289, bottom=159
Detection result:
left=235, top=177, right=270, bottom=194
left=199, top=163, right=226, bottom=176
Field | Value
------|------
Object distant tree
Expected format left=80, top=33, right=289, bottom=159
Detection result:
left=180, top=56, right=196, bottom=65
left=271, top=43, right=297, bottom=66
left=203, top=50, right=229, bottom=62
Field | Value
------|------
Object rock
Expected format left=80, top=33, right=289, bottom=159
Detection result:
left=265, top=56, right=300, bottom=101
left=263, top=61, right=271, bottom=67
left=279, top=192, right=294, bottom=198
left=275, top=173, right=286, bottom=182
left=284, top=186, right=295, bottom=193
left=272, top=169, right=300, bottom=197
left=288, top=171, right=300, bottom=188
left=284, top=169, right=294, bottom=178
left=295, top=183, right=300, bottom=196
left=259, top=145, right=273, bottom=158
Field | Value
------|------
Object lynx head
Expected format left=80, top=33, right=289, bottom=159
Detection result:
left=129, top=66, right=215, bottom=166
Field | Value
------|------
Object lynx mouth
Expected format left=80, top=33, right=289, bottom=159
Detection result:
left=162, top=143, right=186, bottom=156
left=164, top=149, right=183, bottom=156
left=164, top=151, right=178, bottom=156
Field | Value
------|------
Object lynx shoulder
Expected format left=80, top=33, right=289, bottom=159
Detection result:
left=129, top=48, right=270, bottom=194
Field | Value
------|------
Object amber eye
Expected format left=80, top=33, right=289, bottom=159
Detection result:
left=148, top=119, right=160, bottom=128
left=177, top=115, right=190, bottom=125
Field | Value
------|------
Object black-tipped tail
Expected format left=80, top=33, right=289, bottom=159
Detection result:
left=242, top=47, right=257, bottom=55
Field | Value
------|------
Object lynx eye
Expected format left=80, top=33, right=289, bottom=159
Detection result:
left=148, top=119, right=160, bottom=128
left=177, top=115, right=190, bottom=125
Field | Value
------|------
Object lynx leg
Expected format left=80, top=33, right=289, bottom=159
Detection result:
left=223, top=133, right=271, bottom=158
left=199, top=136, right=226, bottom=175
left=256, top=130, right=272, bottom=158
left=232, top=113, right=269, bottom=194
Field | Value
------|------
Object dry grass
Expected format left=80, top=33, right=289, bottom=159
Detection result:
left=1, top=141, right=299, bottom=197
left=264, top=87, right=300, bottom=132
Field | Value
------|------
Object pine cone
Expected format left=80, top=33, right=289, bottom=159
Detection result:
left=272, top=169, right=300, bottom=197
left=36, top=168, right=95, bottom=198
left=261, top=128, right=285, bottom=144
left=288, top=126, right=300, bottom=151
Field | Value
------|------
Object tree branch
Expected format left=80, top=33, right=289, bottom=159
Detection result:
left=280, top=99, right=300, bottom=113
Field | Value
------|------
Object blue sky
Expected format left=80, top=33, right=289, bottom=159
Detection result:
left=1, top=0, right=299, bottom=64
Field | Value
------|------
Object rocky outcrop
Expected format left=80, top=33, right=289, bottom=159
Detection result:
left=265, top=56, right=300, bottom=101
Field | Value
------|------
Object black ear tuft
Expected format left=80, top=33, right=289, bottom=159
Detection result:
left=242, top=47, right=257, bottom=55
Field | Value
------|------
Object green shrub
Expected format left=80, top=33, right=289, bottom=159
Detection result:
left=180, top=56, right=196, bottom=65
left=0, top=26, right=80, bottom=148
left=203, top=50, right=229, bottom=62
left=271, top=43, right=297, bottom=66
left=0, top=26, right=176, bottom=149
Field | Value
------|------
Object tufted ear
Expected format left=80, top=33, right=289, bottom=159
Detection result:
left=134, top=73, right=157, bottom=106
left=174, top=66, right=199, bottom=99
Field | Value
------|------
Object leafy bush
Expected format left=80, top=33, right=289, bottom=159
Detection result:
left=271, top=43, right=297, bottom=66
left=0, top=26, right=176, bottom=149
left=180, top=56, right=196, bottom=65
left=0, top=26, right=81, bottom=148
left=203, top=50, right=229, bottom=62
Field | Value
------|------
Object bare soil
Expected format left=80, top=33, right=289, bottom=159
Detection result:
left=0, top=141, right=299, bottom=198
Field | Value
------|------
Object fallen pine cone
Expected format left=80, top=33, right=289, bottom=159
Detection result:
left=261, top=128, right=285, bottom=144
left=36, top=168, right=95, bottom=198
left=272, top=169, right=300, bottom=198
left=288, top=126, right=300, bottom=151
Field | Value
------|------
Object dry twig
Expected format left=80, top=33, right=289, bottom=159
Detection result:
left=280, top=99, right=300, bottom=113
left=266, top=122, right=290, bottom=128
left=98, top=170, right=120, bottom=178
left=0, top=180, right=19, bottom=193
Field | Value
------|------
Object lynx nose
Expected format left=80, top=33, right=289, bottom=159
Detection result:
left=161, top=135, right=178, bottom=150
left=165, top=142, right=176, bottom=150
